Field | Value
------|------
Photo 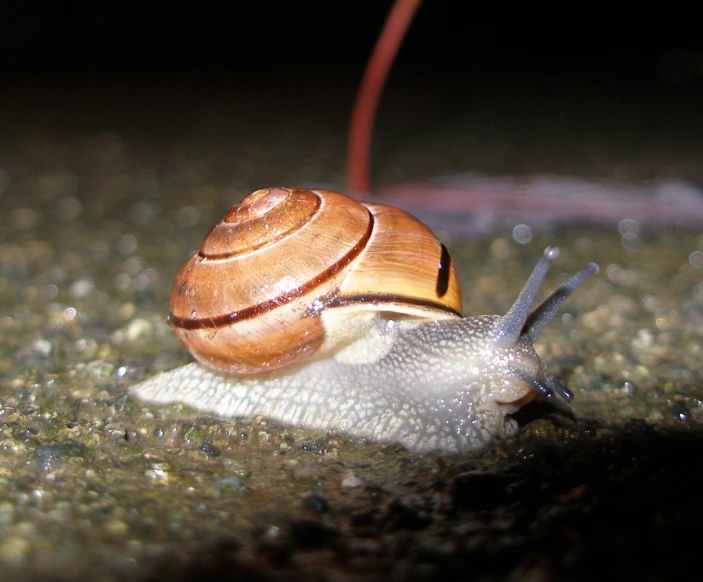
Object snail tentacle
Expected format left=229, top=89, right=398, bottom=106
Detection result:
left=493, top=247, right=560, bottom=346
left=513, top=368, right=574, bottom=403
left=523, top=262, right=599, bottom=342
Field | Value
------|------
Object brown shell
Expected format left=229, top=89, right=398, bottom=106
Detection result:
left=169, top=187, right=462, bottom=375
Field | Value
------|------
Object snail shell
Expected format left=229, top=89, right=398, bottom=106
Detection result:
left=169, top=187, right=461, bottom=375
left=132, top=187, right=598, bottom=453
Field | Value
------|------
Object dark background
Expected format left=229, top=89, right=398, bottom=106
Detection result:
left=2, top=1, right=702, bottom=196
left=3, top=1, right=701, bottom=84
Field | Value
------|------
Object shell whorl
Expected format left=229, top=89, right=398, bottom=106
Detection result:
left=169, top=187, right=462, bottom=375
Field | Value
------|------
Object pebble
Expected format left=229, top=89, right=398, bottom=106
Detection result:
left=0, top=502, right=16, bottom=525
left=70, top=278, right=95, bottom=299
left=124, top=318, right=154, bottom=341
left=341, top=470, right=363, bottom=488
left=86, top=359, right=116, bottom=382
left=105, top=518, right=129, bottom=537
left=32, top=339, right=53, bottom=358
left=33, top=445, right=65, bottom=473
left=208, top=476, right=243, bottom=498
left=0, top=535, right=33, bottom=565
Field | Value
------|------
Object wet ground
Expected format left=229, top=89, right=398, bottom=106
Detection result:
left=0, top=73, right=702, bottom=581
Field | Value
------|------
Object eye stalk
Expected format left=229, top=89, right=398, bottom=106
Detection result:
left=494, top=247, right=599, bottom=346
left=494, top=247, right=599, bottom=403
left=523, top=259, right=600, bottom=343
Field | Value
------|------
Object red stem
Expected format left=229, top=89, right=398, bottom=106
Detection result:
left=346, top=0, right=423, bottom=195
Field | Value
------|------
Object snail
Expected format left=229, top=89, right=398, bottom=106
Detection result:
left=131, top=187, right=598, bottom=453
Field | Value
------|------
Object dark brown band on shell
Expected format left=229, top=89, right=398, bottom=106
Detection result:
left=436, top=244, right=452, bottom=298
left=170, top=211, right=376, bottom=331
left=322, top=294, right=462, bottom=318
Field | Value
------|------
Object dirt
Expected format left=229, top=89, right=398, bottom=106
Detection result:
left=0, top=73, right=702, bottom=581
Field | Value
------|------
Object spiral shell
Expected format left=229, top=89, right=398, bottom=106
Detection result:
left=169, top=187, right=462, bottom=375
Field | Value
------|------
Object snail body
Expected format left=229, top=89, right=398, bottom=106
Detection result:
left=131, top=188, right=598, bottom=453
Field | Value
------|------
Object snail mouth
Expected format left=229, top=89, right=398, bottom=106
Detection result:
left=496, top=390, right=538, bottom=416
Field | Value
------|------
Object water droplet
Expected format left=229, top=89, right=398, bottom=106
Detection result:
left=512, top=224, right=533, bottom=244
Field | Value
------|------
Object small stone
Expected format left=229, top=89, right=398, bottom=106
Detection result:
left=145, top=466, right=169, bottom=483
left=0, top=502, right=16, bottom=525
left=70, top=278, right=95, bottom=299
left=105, top=518, right=129, bottom=537
left=200, top=441, right=221, bottom=457
left=341, top=470, right=363, bottom=488
left=33, top=445, right=65, bottom=473
left=32, top=339, right=53, bottom=358
left=0, top=535, right=32, bottom=565
left=301, top=494, right=330, bottom=514
left=124, top=318, right=154, bottom=341
left=86, top=359, right=116, bottom=382
left=208, top=476, right=244, bottom=498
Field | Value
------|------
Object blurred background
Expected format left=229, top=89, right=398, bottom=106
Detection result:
left=3, top=1, right=702, bottom=192
left=3, top=1, right=702, bottom=82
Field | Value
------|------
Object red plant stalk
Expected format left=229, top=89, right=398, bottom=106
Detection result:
left=347, top=0, right=423, bottom=195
